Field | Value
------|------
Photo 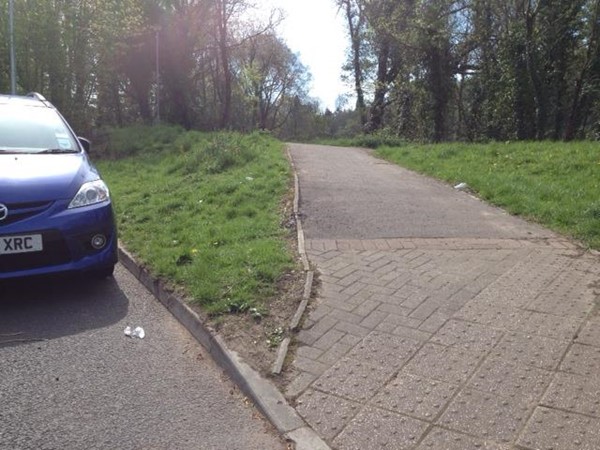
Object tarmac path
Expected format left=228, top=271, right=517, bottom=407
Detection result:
left=287, top=143, right=600, bottom=450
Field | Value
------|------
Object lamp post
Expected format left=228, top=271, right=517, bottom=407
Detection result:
left=9, top=0, right=17, bottom=94
left=155, top=30, right=160, bottom=124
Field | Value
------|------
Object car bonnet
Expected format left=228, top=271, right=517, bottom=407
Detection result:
left=0, top=152, right=99, bottom=203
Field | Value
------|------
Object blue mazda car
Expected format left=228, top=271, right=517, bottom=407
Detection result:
left=0, top=93, right=117, bottom=279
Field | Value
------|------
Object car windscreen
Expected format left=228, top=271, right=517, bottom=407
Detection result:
left=0, top=105, right=79, bottom=154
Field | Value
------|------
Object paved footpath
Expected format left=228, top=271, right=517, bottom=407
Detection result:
left=285, top=144, right=600, bottom=450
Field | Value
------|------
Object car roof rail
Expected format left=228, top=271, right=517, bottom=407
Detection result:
left=26, top=92, right=47, bottom=101
left=25, top=91, right=55, bottom=108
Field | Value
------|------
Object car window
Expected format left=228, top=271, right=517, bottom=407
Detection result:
left=0, top=105, right=79, bottom=153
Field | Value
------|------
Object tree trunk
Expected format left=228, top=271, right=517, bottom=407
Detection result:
left=217, top=0, right=232, bottom=129
left=365, top=40, right=390, bottom=133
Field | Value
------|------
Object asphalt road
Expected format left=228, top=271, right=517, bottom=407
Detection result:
left=0, top=264, right=285, bottom=450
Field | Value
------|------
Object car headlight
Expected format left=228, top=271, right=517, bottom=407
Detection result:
left=68, top=180, right=110, bottom=209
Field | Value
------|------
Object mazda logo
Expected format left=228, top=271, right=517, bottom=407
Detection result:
left=0, top=204, right=7, bottom=221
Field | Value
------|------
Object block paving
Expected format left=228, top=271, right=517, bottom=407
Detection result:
left=286, top=238, right=600, bottom=449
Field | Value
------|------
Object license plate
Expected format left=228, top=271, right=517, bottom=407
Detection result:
left=0, top=234, right=43, bottom=255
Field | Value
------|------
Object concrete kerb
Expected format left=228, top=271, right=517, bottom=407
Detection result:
left=271, top=146, right=315, bottom=374
left=118, top=246, right=329, bottom=450
left=115, top=145, right=327, bottom=450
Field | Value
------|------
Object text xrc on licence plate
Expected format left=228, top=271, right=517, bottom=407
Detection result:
left=0, top=234, right=43, bottom=255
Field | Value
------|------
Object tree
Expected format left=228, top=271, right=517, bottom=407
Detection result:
left=237, top=33, right=310, bottom=130
left=336, top=0, right=369, bottom=127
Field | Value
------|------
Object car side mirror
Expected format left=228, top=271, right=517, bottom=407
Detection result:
left=78, top=137, right=91, bottom=152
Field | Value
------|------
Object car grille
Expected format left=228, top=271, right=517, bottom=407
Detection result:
left=0, top=201, right=53, bottom=226
left=0, top=230, right=70, bottom=272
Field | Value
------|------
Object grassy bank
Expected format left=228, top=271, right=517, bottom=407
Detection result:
left=97, top=126, right=294, bottom=314
left=375, top=141, right=600, bottom=249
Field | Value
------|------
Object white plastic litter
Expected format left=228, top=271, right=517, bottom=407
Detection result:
left=124, top=326, right=145, bottom=339
left=454, top=182, right=469, bottom=191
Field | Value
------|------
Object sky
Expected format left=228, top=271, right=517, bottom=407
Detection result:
left=251, top=0, right=349, bottom=111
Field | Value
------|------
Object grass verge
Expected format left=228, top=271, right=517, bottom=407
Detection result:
left=375, top=141, right=600, bottom=249
left=97, top=127, right=295, bottom=315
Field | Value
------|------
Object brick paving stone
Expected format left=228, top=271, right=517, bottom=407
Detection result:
left=454, top=301, right=529, bottom=331
left=294, top=356, right=330, bottom=376
left=360, top=310, right=388, bottom=329
left=315, top=250, right=342, bottom=262
left=438, top=388, right=531, bottom=444
left=373, top=262, right=398, bottom=277
left=403, top=343, right=485, bottom=385
left=416, top=427, right=511, bottom=450
left=344, top=331, right=421, bottom=368
left=295, top=389, right=360, bottom=441
left=313, top=357, right=397, bottom=402
left=331, top=263, right=358, bottom=279
left=363, top=284, right=397, bottom=297
left=363, top=250, right=387, bottom=263
left=338, top=333, right=362, bottom=348
left=333, top=406, right=428, bottom=450
left=418, top=311, right=450, bottom=333
left=337, top=272, right=363, bottom=288
left=376, top=314, right=423, bottom=333
left=466, top=272, right=503, bottom=295
left=446, top=288, right=479, bottom=311
left=377, top=302, right=413, bottom=317
left=308, top=313, right=341, bottom=335
left=352, top=299, right=380, bottom=318
left=491, top=332, right=569, bottom=370
left=542, top=371, right=600, bottom=417
left=323, top=297, right=358, bottom=313
left=285, top=371, right=317, bottom=399
left=385, top=273, right=414, bottom=290
left=326, top=308, right=363, bottom=325
left=527, top=284, right=595, bottom=319
left=335, top=321, right=371, bottom=338
left=370, top=373, right=458, bottom=421
left=409, top=299, right=441, bottom=320
left=307, top=304, right=333, bottom=322
left=341, top=281, right=369, bottom=296
left=322, top=241, right=339, bottom=251
left=575, top=319, right=600, bottom=347
left=313, top=329, right=346, bottom=351
left=517, top=407, right=600, bottom=450
left=396, top=284, right=427, bottom=302
left=368, top=256, right=394, bottom=270
left=296, top=345, right=324, bottom=360
left=346, top=288, right=375, bottom=304
left=571, top=256, right=600, bottom=275
left=560, top=343, right=600, bottom=376
left=296, top=329, right=319, bottom=346
left=321, top=281, right=343, bottom=294
left=317, top=342, right=354, bottom=365
left=430, top=319, right=503, bottom=353
left=392, top=325, right=432, bottom=342
left=467, top=356, right=553, bottom=401
left=519, top=311, right=583, bottom=341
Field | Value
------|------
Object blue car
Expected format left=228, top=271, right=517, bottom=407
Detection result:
left=0, top=93, right=117, bottom=279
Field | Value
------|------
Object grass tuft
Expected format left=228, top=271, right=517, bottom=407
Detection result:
left=97, top=127, right=295, bottom=315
